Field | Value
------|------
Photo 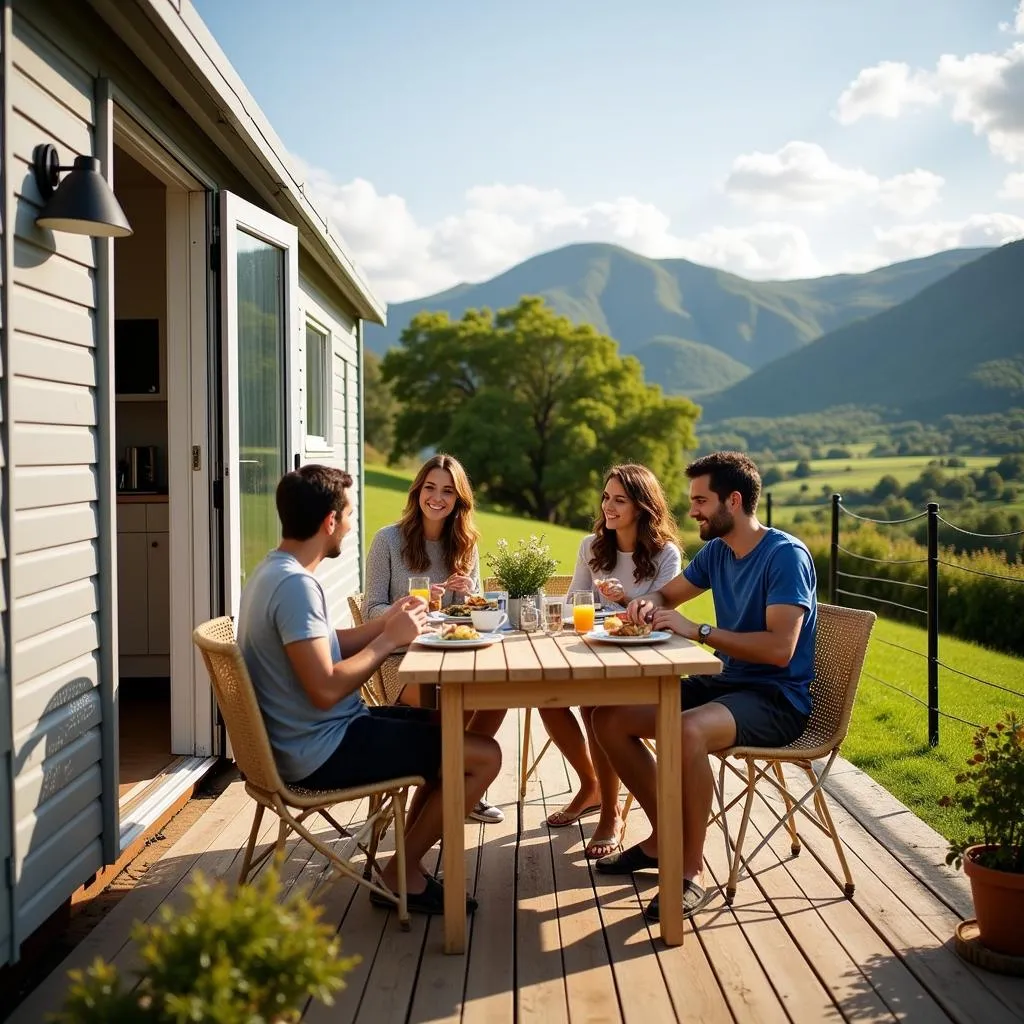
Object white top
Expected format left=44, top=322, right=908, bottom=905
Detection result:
left=565, top=534, right=682, bottom=609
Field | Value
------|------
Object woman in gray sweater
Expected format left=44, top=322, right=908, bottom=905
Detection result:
left=542, top=464, right=682, bottom=857
left=363, top=453, right=506, bottom=823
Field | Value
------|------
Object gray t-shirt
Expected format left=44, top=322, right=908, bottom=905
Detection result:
left=566, top=534, right=683, bottom=609
left=363, top=523, right=481, bottom=620
left=237, top=550, right=368, bottom=782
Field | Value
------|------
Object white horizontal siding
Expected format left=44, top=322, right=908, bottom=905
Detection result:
left=8, top=11, right=105, bottom=958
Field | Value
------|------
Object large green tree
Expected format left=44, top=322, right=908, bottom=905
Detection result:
left=382, top=296, right=700, bottom=524
left=362, top=349, right=398, bottom=456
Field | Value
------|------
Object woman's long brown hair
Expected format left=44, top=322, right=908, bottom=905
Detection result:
left=399, top=454, right=480, bottom=575
left=589, top=464, right=678, bottom=583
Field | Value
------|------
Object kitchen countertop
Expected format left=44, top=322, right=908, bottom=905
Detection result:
left=117, top=493, right=169, bottom=503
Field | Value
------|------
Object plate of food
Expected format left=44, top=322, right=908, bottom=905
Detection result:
left=585, top=615, right=672, bottom=645
left=433, top=594, right=499, bottom=622
left=415, top=623, right=505, bottom=649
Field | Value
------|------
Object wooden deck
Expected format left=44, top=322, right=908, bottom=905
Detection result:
left=11, top=710, right=1024, bottom=1024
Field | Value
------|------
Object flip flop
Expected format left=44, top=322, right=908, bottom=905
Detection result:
left=584, top=820, right=625, bottom=859
left=643, top=879, right=713, bottom=922
left=594, top=842, right=659, bottom=874
left=546, top=803, right=601, bottom=828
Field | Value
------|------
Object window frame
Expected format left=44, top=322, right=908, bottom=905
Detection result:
left=303, top=316, right=333, bottom=452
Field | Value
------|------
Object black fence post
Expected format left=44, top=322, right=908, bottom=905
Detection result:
left=829, top=493, right=841, bottom=605
left=766, top=492, right=773, bottom=527
left=927, top=501, right=940, bottom=747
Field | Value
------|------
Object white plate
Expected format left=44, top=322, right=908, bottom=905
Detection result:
left=414, top=631, right=505, bottom=649
left=584, top=628, right=673, bottom=645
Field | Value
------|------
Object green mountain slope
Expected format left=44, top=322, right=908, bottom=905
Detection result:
left=633, top=336, right=751, bottom=396
left=365, top=243, right=988, bottom=395
left=702, top=239, right=1024, bottom=421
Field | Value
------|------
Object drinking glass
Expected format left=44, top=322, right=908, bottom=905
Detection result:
left=408, top=575, right=431, bottom=605
left=572, top=590, right=596, bottom=633
left=520, top=596, right=540, bottom=633
left=544, top=597, right=564, bottom=633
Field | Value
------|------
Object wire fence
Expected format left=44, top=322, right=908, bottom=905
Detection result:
left=822, top=495, right=1023, bottom=746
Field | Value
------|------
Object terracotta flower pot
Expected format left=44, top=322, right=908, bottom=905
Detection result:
left=963, top=844, right=1024, bottom=956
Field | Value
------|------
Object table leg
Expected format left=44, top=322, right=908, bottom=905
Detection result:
left=440, top=684, right=466, bottom=953
left=656, top=674, right=684, bottom=945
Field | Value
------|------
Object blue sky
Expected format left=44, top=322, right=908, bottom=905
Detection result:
left=194, top=0, right=1024, bottom=301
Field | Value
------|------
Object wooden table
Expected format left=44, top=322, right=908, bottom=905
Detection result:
left=398, top=629, right=722, bottom=954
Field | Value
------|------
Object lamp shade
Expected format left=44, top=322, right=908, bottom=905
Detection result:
left=36, top=155, right=132, bottom=238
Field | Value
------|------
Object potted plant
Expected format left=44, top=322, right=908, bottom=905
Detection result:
left=53, top=866, right=357, bottom=1023
left=485, top=535, right=559, bottom=627
left=940, top=710, right=1024, bottom=957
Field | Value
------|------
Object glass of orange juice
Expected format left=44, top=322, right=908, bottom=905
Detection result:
left=408, top=575, right=431, bottom=605
left=572, top=590, right=596, bottom=633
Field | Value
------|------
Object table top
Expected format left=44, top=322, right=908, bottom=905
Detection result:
left=397, top=630, right=722, bottom=685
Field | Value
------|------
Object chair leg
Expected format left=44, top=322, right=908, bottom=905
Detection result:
left=363, top=793, right=384, bottom=880
left=726, top=759, right=758, bottom=905
left=391, top=788, right=411, bottom=930
left=520, top=707, right=533, bottom=802
left=238, top=803, right=265, bottom=885
left=772, top=761, right=801, bottom=856
left=805, top=767, right=855, bottom=897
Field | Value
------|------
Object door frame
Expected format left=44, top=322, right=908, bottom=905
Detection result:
left=111, top=103, right=217, bottom=761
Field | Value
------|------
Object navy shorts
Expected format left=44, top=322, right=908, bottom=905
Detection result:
left=294, top=705, right=442, bottom=790
left=682, top=675, right=809, bottom=749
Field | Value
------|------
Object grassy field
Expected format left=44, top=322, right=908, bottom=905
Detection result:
left=363, top=461, right=1024, bottom=845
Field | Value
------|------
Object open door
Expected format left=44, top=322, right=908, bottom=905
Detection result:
left=219, top=192, right=300, bottom=617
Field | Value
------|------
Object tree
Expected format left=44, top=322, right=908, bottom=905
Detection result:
left=792, top=459, right=813, bottom=479
left=761, top=465, right=785, bottom=487
left=382, top=297, right=700, bottom=524
left=363, top=349, right=398, bottom=456
left=871, top=474, right=902, bottom=501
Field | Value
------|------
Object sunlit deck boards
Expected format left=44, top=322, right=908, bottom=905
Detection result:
left=11, top=710, right=1023, bottom=1024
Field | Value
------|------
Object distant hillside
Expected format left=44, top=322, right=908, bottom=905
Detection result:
left=703, top=240, right=1024, bottom=421
left=365, top=243, right=988, bottom=395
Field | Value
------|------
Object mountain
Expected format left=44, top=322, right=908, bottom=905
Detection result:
left=702, top=239, right=1024, bottom=422
left=365, top=243, right=989, bottom=396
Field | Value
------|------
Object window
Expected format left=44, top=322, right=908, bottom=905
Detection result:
left=305, top=320, right=331, bottom=449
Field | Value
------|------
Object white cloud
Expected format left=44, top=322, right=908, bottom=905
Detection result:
left=294, top=159, right=827, bottom=300
left=724, top=141, right=943, bottom=215
left=999, top=1, right=1024, bottom=34
left=870, top=212, right=1024, bottom=260
left=999, top=171, right=1024, bottom=197
left=834, top=61, right=940, bottom=124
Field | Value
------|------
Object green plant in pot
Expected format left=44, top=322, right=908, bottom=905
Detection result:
left=53, top=866, right=357, bottom=1023
left=485, top=535, right=559, bottom=627
left=940, top=710, right=1024, bottom=957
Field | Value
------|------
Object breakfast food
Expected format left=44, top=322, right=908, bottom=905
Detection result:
left=465, top=594, right=492, bottom=608
left=443, top=598, right=497, bottom=616
left=439, top=623, right=481, bottom=641
left=604, top=615, right=653, bottom=638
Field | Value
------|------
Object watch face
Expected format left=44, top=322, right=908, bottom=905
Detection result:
left=699, top=624, right=712, bottom=640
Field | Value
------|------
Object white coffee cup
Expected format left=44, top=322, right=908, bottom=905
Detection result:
left=470, top=608, right=509, bottom=633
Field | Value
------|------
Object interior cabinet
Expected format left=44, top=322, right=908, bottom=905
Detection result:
left=117, top=500, right=170, bottom=675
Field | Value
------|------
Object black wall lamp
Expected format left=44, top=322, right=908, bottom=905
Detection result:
left=32, top=143, right=132, bottom=238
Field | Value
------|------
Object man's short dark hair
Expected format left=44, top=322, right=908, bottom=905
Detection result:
left=686, top=451, right=761, bottom=515
left=276, top=465, right=353, bottom=541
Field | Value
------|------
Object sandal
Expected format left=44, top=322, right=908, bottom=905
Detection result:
left=643, top=879, right=713, bottom=922
left=584, top=820, right=625, bottom=859
left=546, top=802, right=601, bottom=828
left=370, top=873, right=478, bottom=915
left=594, top=842, right=659, bottom=874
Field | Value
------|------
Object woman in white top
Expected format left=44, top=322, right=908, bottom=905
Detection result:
left=543, top=463, right=681, bottom=858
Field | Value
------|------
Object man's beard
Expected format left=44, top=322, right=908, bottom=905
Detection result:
left=696, top=508, right=734, bottom=541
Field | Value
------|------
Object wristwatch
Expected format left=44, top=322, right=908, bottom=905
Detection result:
left=697, top=623, right=713, bottom=644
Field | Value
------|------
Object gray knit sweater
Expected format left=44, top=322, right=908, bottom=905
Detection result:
left=362, top=524, right=482, bottom=620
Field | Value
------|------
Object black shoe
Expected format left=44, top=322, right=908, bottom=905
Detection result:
left=644, top=879, right=712, bottom=921
left=370, top=873, right=477, bottom=915
left=594, top=843, right=659, bottom=875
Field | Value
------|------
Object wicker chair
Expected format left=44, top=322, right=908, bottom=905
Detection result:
left=192, top=617, right=424, bottom=928
left=347, top=593, right=392, bottom=706
left=714, top=604, right=876, bottom=903
left=484, top=573, right=572, bottom=801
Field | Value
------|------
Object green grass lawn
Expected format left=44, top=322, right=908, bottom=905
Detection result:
left=363, top=461, right=1024, bottom=844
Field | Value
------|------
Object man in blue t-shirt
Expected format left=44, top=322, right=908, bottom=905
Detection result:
left=592, top=451, right=817, bottom=923
left=237, top=465, right=501, bottom=916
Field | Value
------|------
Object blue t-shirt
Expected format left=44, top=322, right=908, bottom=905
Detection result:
left=237, top=550, right=368, bottom=781
left=683, top=529, right=817, bottom=714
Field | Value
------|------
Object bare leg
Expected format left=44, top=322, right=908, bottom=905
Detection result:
left=379, top=733, right=501, bottom=894
left=539, top=707, right=600, bottom=823
left=592, top=702, right=737, bottom=881
left=467, top=709, right=507, bottom=738
left=581, top=706, right=624, bottom=856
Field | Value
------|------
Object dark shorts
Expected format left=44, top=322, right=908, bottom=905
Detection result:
left=682, top=675, right=809, bottom=749
left=294, top=705, right=442, bottom=791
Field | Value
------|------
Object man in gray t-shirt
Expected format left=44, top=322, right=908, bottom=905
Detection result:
left=236, top=465, right=502, bottom=916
